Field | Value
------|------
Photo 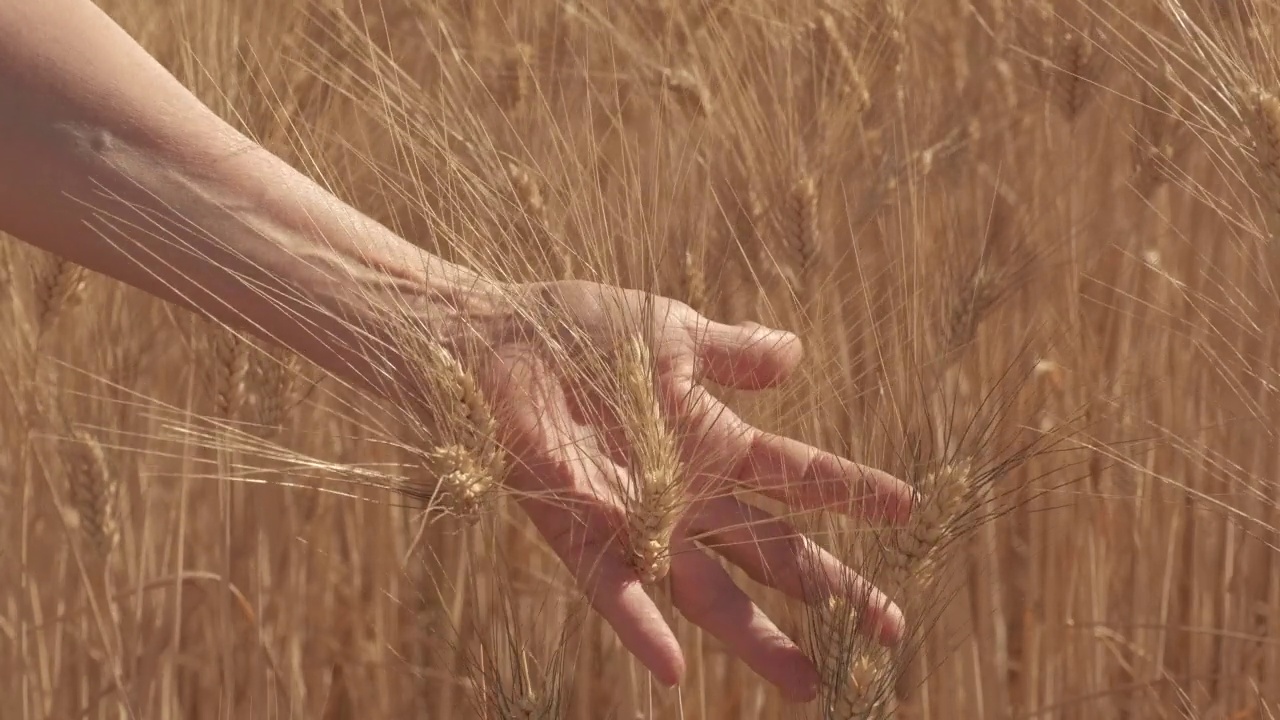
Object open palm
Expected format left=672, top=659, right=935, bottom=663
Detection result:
left=444, top=279, right=914, bottom=702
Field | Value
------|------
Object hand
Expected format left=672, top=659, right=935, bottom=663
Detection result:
left=422, top=279, right=914, bottom=702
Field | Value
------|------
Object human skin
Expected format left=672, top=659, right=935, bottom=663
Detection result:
left=0, top=0, right=914, bottom=702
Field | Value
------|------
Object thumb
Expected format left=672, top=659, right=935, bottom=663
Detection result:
left=692, top=319, right=803, bottom=390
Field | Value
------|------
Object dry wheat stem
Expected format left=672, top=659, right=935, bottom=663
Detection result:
left=8, top=1, right=1280, bottom=716
left=808, top=10, right=871, bottom=116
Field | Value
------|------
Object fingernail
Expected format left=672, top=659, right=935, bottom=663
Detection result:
left=879, top=603, right=907, bottom=646
left=792, top=660, right=820, bottom=702
left=659, top=655, right=686, bottom=688
left=759, top=326, right=799, bottom=346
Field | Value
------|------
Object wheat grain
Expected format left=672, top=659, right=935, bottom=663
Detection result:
left=812, top=595, right=895, bottom=719
left=808, top=11, right=871, bottom=114
left=254, top=347, right=302, bottom=438
left=877, top=460, right=974, bottom=595
left=784, top=171, right=821, bottom=310
left=660, top=67, right=713, bottom=119
left=211, top=326, right=250, bottom=421
left=395, top=337, right=505, bottom=519
left=31, top=254, right=88, bottom=337
left=1245, top=88, right=1280, bottom=241
left=616, top=334, right=684, bottom=584
left=64, top=428, right=119, bottom=559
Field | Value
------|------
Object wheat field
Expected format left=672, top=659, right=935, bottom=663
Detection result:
left=3, top=0, right=1280, bottom=718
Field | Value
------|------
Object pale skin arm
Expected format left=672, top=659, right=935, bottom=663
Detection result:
left=0, top=0, right=499, bottom=392
left=0, top=0, right=914, bottom=702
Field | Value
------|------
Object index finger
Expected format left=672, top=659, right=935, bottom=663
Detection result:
left=666, top=379, right=913, bottom=522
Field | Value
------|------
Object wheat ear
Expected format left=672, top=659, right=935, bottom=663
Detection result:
left=496, top=42, right=535, bottom=114
left=1046, top=24, right=1104, bottom=122
left=211, top=327, right=250, bottom=421
left=660, top=67, right=713, bottom=119
left=617, top=334, right=684, bottom=584
left=32, top=254, right=88, bottom=338
left=507, top=161, right=574, bottom=279
left=808, top=10, right=871, bottom=114
left=1130, top=69, right=1187, bottom=199
left=878, top=459, right=975, bottom=595
left=65, top=427, right=120, bottom=561
left=403, top=340, right=505, bottom=519
left=812, top=594, right=896, bottom=719
left=254, top=348, right=303, bottom=439
left=784, top=170, right=822, bottom=313
left=1244, top=89, right=1280, bottom=242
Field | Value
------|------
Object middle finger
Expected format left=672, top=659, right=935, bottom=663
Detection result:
left=665, top=379, right=914, bottom=523
left=688, top=494, right=906, bottom=647
left=667, top=538, right=819, bottom=702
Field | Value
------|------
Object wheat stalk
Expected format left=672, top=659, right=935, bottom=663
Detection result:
left=808, top=10, right=872, bottom=114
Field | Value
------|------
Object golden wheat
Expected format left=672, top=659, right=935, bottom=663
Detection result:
left=5, top=1, right=1280, bottom=718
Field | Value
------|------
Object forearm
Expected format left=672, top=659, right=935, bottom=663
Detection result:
left=0, top=0, right=496, bottom=391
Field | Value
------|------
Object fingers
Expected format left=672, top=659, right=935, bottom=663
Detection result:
left=733, top=430, right=914, bottom=522
left=667, top=379, right=914, bottom=523
left=668, top=540, right=819, bottom=702
left=690, top=496, right=906, bottom=646
left=517, top=466, right=686, bottom=687
left=495, top=352, right=685, bottom=686
left=688, top=319, right=803, bottom=390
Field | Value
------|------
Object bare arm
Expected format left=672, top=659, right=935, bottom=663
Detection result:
left=0, top=0, right=499, bottom=392
left=0, top=2, right=917, bottom=699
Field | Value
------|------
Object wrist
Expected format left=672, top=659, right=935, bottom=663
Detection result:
left=294, top=227, right=517, bottom=401
left=153, top=136, right=513, bottom=399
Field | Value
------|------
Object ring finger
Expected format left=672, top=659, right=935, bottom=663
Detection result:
left=667, top=538, right=819, bottom=702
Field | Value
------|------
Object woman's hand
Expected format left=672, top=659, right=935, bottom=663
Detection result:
left=0, top=1, right=909, bottom=699
left=431, top=279, right=914, bottom=702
